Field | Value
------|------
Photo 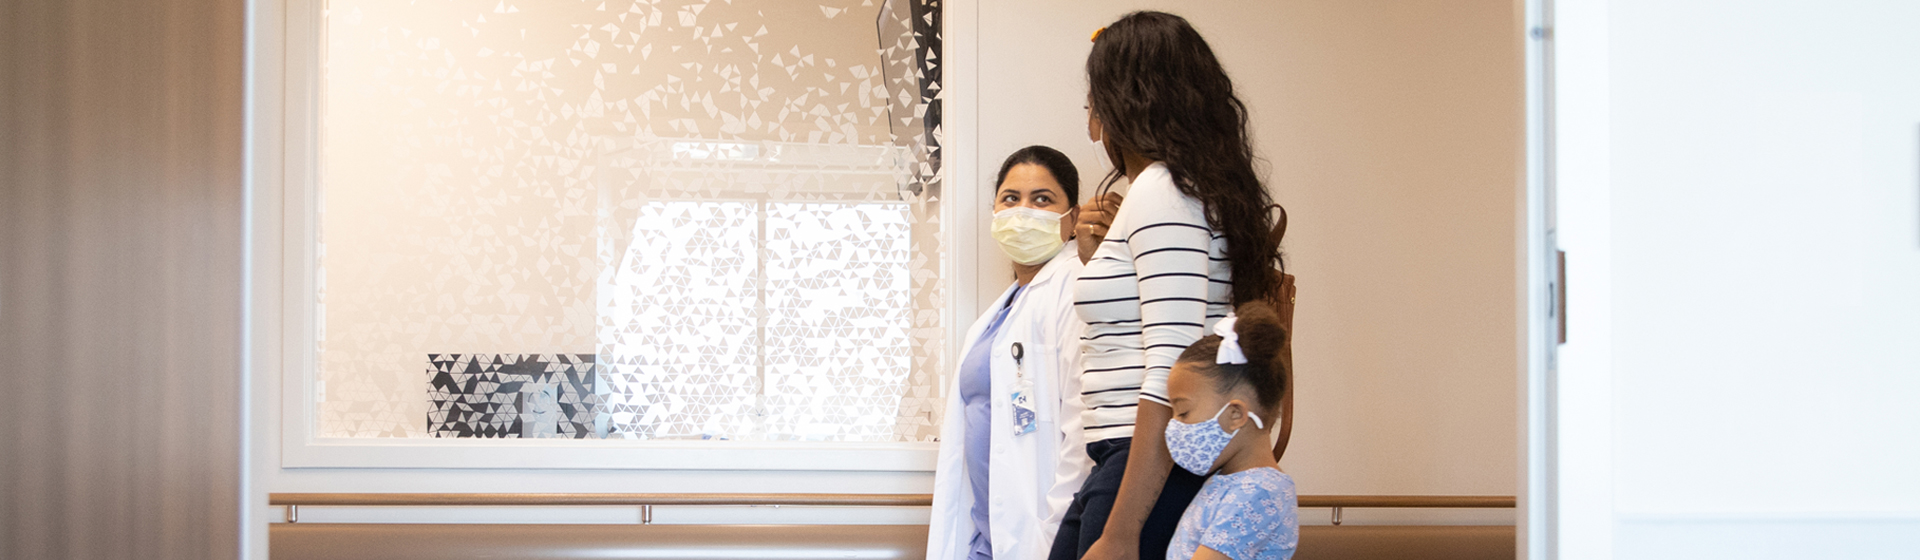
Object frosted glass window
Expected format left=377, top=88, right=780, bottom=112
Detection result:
left=761, top=202, right=913, bottom=441
left=315, top=0, right=944, bottom=442
left=597, top=200, right=911, bottom=440
left=599, top=201, right=761, bottom=440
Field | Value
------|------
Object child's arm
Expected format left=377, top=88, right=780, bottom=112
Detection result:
left=1190, top=545, right=1234, bottom=560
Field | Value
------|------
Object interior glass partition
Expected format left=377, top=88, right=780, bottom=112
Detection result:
left=314, top=0, right=946, bottom=443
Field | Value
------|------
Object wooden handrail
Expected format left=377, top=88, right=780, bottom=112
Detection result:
left=1296, top=495, right=1515, bottom=509
left=269, top=493, right=1514, bottom=509
left=270, top=493, right=933, bottom=507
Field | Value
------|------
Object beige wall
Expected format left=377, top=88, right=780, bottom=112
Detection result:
left=0, top=0, right=247, bottom=557
left=974, top=0, right=1522, bottom=498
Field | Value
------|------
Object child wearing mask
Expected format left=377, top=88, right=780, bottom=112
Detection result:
left=1162, top=302, right=1298, bottom=560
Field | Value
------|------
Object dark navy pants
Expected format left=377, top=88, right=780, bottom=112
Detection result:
left=1047, top=437, right=1209, bottom=560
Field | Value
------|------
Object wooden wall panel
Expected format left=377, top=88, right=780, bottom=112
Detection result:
left=0, top=0, right=247, bottom=558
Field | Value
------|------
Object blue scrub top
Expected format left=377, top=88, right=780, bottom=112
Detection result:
left=959, top=286, right=1020, bottom=560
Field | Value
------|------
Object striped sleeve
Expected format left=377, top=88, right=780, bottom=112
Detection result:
left=1129, top=200, right=1213, bottom=406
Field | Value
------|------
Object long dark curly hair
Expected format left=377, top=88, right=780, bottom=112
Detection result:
left=1088, top=11, right=1278, bottom=305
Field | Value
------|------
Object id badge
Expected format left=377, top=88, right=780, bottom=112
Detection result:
left=1010, top=342, right=1038, bottom=436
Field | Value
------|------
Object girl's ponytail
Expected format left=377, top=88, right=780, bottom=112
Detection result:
left=1230, top=301, right=1288, bottom=410
left=1173, top=301, right=1290, bottom=413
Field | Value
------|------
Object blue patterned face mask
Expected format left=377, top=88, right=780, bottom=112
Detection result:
left=1166, top=403, right=1264, bottom=476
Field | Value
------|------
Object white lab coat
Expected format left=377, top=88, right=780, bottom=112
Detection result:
left=927, top=248, right=1093, bottom=560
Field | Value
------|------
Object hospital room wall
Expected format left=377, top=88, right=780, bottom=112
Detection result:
left=971, top=0, right=1525, bottom=502
left=247, top=0, right=1527, bottom=534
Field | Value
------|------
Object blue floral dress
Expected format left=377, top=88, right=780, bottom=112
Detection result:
left=1166, top=467, right=1299, bottom=560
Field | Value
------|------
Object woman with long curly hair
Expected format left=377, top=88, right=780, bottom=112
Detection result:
left=1054, top=11, right=1280, bottom=560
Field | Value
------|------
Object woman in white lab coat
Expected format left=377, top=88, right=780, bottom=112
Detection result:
left=928, top=146, right=1094, bottom=560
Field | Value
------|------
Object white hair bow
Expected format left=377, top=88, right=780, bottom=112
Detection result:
left=1214, top=314, right=1246, bottom=365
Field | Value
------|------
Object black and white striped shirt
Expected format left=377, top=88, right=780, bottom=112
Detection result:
left=1072, top=163, right=1233, bottom=443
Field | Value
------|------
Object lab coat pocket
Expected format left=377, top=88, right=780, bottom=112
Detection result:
left=1025, top=342, right=1060, bottom=425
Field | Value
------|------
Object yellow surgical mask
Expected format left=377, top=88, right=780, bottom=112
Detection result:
left=991, top=206, right=1066, bottom=265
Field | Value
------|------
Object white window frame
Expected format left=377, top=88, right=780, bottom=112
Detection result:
left=271, top=0, right=983, bottom=470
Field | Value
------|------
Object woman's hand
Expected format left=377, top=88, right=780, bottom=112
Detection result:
left=1077, top=192, right=1125, bottom=264
left=1081, top=535, right=1139, bottom=560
